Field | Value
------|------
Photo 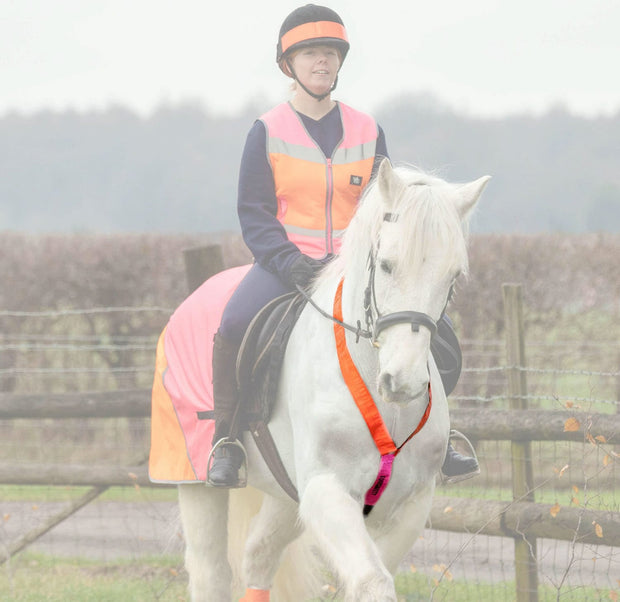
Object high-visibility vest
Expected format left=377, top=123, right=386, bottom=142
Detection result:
left=260, top=102, right=378, bottom=258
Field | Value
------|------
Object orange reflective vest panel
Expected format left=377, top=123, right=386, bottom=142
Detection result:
left=260, top=102, right=378, bottom=258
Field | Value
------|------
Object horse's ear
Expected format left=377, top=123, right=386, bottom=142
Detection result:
left=377, top=158, right=404, bottom=206
left=456, top=176, right=491, bottom=219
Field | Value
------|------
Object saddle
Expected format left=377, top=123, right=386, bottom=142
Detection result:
left=431, top=316, right=462, bottom=397
left=212, top=293, right=461, bottom=502
left=235, top=291, right=307, bottom=501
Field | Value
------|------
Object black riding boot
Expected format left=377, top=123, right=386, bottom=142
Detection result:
left=433, top=317, right=480, bottom=482
left=441, top=442, right=479, bottom=481
left=208, top=333, right=245, bottom=487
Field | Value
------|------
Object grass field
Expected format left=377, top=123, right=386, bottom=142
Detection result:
left=0, top=484, right=178, bottom=503
left=1, top=552, right=615, bottom=601
left=1, top=553, right=186, bottom=602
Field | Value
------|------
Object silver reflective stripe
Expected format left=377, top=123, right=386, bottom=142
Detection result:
left=283, top=224, right=346, bottom=237
left=283, top=224, right=322, bottom=236
left=269, top=138, right=376, bottom=165
left=332, top=140, right=377, bottom=165
left=268, top=138, right=324, bottom=163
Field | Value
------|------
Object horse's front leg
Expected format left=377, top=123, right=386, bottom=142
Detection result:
left=240, top=494, right=301, bottom=600
left=299, top=473, right=397, bottom=602
left=373, top=481, right=436, bottom=574
left=178, top=484, right=231, bottom=602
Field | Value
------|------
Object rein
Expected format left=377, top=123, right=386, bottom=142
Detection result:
left=333, top=278, right=432, bottom=516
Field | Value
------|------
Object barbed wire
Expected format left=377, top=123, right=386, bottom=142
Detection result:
left=0, top=343, right=155, bottom=352
left=1, top=362, right=616, bottom=379
left=1, top=333, right=158, bottom=343
left=0, top=366, right=152, bottom=375
left=463, top=366, right=620, bottom=378
left=0, top=306, right=173, bottom=317
left=453, top=393, right=619, bottom=406
left=461, top=338, right=619, bottom=349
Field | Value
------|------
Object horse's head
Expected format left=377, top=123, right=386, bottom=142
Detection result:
left=368, top=159, right=490, bottom=405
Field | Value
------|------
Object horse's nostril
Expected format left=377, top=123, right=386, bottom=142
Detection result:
left=379, top=372, right=394, bottom=393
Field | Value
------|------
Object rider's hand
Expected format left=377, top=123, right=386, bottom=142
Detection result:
left=286, top=254, right=324, bottom=289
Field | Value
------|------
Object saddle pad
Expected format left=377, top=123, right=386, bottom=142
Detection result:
left=149, top=264, right=251, bottom=483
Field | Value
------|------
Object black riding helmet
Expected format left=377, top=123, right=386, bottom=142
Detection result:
left=276, top=4, right=350, bottom=100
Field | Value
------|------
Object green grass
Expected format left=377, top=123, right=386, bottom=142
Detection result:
left=0, top=485, right=177, bottom=503
left=0, top=553, right=187, bottom=602
left=394, top=571, right=617, bottom=601
left=2, top=553, right=616, bottom=602
left=444, top=484, right=620, bottom=512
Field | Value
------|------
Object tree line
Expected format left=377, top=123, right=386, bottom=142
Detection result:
left=1, top=95, right=619, bottom=233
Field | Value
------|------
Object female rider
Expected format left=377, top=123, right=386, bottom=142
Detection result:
left=208, top=4, right=478, bottom=486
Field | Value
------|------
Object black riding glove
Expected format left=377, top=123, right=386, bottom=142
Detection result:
left=285, top=254, right=324, bottom=289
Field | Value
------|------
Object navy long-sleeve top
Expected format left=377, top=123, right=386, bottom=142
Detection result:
left=237, top=103, right=389, bottom=279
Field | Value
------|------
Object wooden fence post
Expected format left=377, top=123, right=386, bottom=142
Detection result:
left=183, top=244, right=225, bottom=294
left=503, top=283, right=538, bottom=602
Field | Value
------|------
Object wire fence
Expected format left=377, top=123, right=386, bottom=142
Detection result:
left=0, top=304, right=619, bottom=601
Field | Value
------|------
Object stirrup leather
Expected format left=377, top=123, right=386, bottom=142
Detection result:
left=441, top=429, right=480, bottom=484
left=206, top=438, right=248, bottom=488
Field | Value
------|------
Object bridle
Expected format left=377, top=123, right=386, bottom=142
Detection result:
left=298, top=212, right=451, bottom=344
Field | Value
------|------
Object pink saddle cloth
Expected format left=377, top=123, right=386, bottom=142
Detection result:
left=149, top=264, right=251, bottom=483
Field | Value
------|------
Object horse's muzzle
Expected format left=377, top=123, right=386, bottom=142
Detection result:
left=378, top=371, right=429, bottom=406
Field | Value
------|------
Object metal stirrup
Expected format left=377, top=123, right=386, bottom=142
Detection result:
left=206, top=438, right=248, bottom=488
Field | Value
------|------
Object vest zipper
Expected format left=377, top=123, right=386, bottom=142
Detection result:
left=325, top=158, right=334, bottom=254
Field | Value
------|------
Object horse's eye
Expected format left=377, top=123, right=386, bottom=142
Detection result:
left=379, top=260, right=394, bottom=274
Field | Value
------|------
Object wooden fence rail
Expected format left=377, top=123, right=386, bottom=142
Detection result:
left=1, top=392, right=618, bottom=550
left=1, top=391, right=618, bottom=442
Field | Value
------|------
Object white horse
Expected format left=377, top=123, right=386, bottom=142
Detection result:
left=177, top=159, right=490, bottom=601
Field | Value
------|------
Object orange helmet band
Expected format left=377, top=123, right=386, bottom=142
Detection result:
left=280, top=21, right=348, bottom=56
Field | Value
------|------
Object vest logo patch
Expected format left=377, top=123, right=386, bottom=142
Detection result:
left=350, top=175, right=363, bottom=186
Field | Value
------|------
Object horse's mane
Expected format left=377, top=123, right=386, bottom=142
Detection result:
left=322, top=165, right=470, bottom=285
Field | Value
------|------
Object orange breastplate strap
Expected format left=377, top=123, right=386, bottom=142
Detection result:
left=333, top=278, right=432, bottom=515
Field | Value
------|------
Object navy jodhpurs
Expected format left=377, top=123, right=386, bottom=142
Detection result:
left=218, top=262, right=292, bottom=346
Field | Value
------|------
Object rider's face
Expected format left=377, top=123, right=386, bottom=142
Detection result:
left=289, top=45, right=341, bottom=96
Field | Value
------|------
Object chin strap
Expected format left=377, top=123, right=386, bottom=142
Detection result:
left=286, top=59, right=339, bottom=101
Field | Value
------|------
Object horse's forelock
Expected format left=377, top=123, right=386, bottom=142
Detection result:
left=393, top=174, right=470, bottom=278
left=322, top=166, right=469, bottom=287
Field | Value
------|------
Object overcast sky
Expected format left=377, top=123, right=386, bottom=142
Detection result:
left=3, top=0, right=619, bottom=119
